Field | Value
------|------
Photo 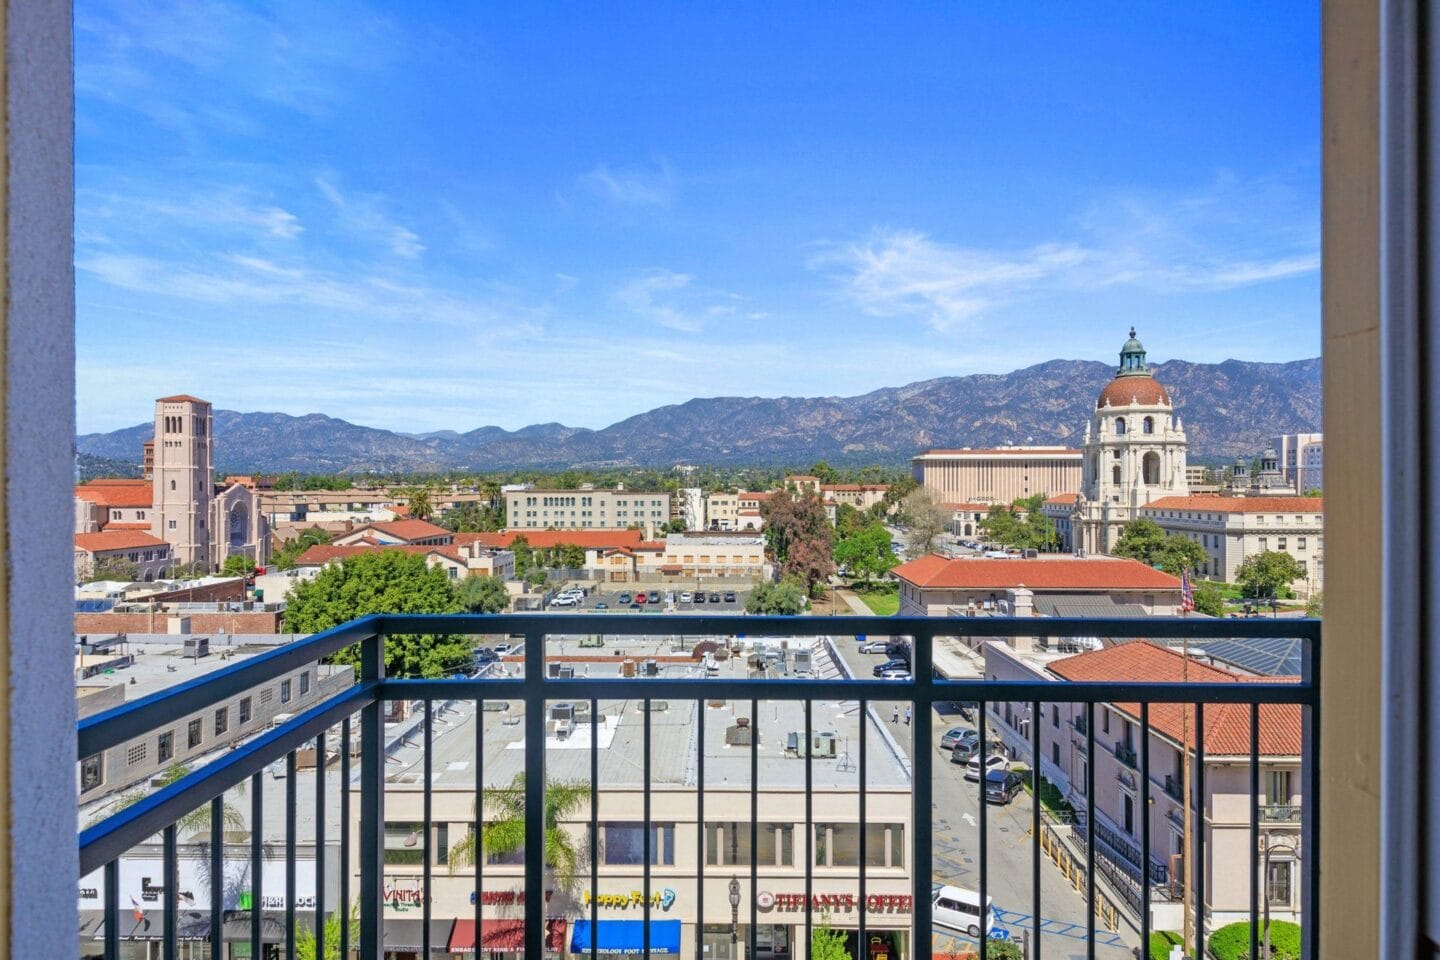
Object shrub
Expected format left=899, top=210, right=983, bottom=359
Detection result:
left=1207, top=920, right=1300, bottom=960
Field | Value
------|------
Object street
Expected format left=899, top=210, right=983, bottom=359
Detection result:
left=830, top=637, right=1138, bottom=958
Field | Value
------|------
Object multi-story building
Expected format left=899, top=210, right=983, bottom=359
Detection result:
left=506, top=487, right=672, bottom=537
left=1299, top=441, right=1323, bottom=494
left=73, top=530, right=172, bottom=583
left=363, top=649, right=914, bottom=960
left=1072, top=331, right=1191, bottom=554
left=1271, top=433, right=1324, bottom=493
left=982, top=641, right=1302, bottom=931
left=820, top=484, right=890, bottom=511
left=1040, top=494, right=1077, bottom=550
left=1139, top=495, right=1325, bottom=596
left=704, top=492, right=739, bottom=531
left=912, top=447, right=1082, bottom=505
left=73, top=395, right=270, bottom=579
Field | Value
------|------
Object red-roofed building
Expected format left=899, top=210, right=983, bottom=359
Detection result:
left=1138, top=496, right=1325, bottom=596
left=820, top=483, right=890, bottom=510
left=293, top=541, right=517, bottom=585
left=942, top=502, right=997, bottom=539
left=333, top=519, right=454, bottom=548
left=73, top=530, right=172, bottom=582
left=982, top=641, right=1302, bottom=928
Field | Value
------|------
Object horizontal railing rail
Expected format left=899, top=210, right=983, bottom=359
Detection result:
left=76, top=613, right=1320, bottom=960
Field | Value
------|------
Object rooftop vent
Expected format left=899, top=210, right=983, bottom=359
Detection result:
left=725, top=716, right=757, bottom=747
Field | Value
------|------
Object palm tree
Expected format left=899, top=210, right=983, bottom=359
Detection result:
left=448, top=773, right=590, bottom=894
left=405, top=486, right=434, bottom=521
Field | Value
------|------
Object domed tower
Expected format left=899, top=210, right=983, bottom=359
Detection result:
left=1072, top=329, right=1189, bottom=554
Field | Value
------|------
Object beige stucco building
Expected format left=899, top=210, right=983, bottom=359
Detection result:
left=507, top=487, right=672, bottom=537
left=1072, top=331, right=1191, bottom=554
left=912, top=446, right=1082, bottom=505
left=1139, top=496, right=1325, bottom=597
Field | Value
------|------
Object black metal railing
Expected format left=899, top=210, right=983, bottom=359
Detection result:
left=1262, top=803, right=1302, bottom=823
left=76, top=613, right=1320, bottom=960
left=1114, top=742, right=1138, bottom=769
left=1164, top=772, right=1185, bottom=802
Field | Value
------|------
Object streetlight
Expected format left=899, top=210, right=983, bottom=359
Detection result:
left=728, top=875, right=741, bottom=946
left=1261, top=836, right=1299, bottom=959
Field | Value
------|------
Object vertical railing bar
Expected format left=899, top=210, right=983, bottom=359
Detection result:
left=1249, top=702, right=1260, bottom=960
left=804, top=697, right=813, bottom=952
left=523, top=626, right=546, bottom=958
left=1085, top=701, right=1096, bottom=960
left=694, top=695, right=703, bottom=960
left=314, top=731, right=326, bottom=960
left=358, top=628, right=386, bottom=960
left=286, top=749, right=297, bottom=960
left=1301, top=632, right=1321, bottom=960
left=340, top=716, right=351, bottom=960
left=1032, top=699, right=1042, bottom=960
left=251, top=770, right=263, bottom=960
left=104, top=857, right=119, bottom=960
left=423, top=699, right=433, bottom=959
left=643, top=697, right=652, bottom=959
left=474, top=696, right=483, bottom=957
left=913, top=631, right=935, bottom=960
left=979, top=699, right=988, bottom=960
left=858, top=696, right=867, bottom=955
left=750, top=696, right=758, bottom=960
left=210, top=795, right=223, bottom=955
left=592, top=695, right=600, bottom=960
left=1141, top=703, right=1152, bottom=960
left=1195, top=703, right=1207, bottom=960
left=163, top=822, right=177, bottom=960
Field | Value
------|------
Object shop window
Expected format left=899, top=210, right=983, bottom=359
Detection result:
left=706, top=822, right=793, bottom=867
left=602, top=822, right=675, bottom=865
left=384, top=822, right=426, bottom=865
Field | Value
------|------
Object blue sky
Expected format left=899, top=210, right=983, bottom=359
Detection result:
left=76, top=1, right=1320, bottom=434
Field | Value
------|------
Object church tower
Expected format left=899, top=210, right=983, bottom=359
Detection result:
left=1072, top=330, right=1189, bottom=553
left=150, top=395, right=215, bottom=569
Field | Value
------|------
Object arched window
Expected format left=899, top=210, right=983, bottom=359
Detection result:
left=1143, top=452, right=1160, bottom=485
left=1115, top=417, right=1127, bottom=435
left=1143, top=416, right=1154, bottom=434
left=1112, top=465, right=1122, bottom=484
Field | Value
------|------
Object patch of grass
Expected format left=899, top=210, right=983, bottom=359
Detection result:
left=854, top=582, right=899, bottom=616
left=1020, top=772, right=1074, bottom=818
left=1148, top=931, right=1186, bottom=960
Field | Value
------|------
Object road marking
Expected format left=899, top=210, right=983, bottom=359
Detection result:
left=962, top=812, right=976, bottom=827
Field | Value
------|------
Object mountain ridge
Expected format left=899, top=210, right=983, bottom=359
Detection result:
left=76, top=357, right=1321, bottom=473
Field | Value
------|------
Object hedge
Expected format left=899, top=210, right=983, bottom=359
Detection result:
left=1149, top=931, right=1186, bottom=960
left=1207, top=920, right=1300, bottom=960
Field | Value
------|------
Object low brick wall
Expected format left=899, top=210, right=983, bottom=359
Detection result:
left=74, top=610, right=283, bottom=635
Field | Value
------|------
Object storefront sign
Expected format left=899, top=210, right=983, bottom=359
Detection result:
left=469, top=889, right=526, bottom=905
left=382, top=880, right=428, bottom=912
left=583, top=888, right=677, bottom=910
left=756, top=891, right=912, bottom=913
left=80, top=857, right=318, bottom=912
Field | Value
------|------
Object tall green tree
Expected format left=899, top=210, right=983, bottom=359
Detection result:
left=272, top=527, right=334, bottom=571
left=808, top=460, right=838, bottom=484
left=898, top=487, right=950, bottom=558
left=510, top=535, right=535, bottom=577
left=1112, top=519, right=1208, bottom=576
left=456, top=575, right=510, bottom=614
left=403, top=486, right=434, bottom=521
left=760, top=489, right=835, bottom=596
left=745, top=578, right=808, bottom=615
left=1194, top=581, right=1225, bottom=617
left=220, top=554, right=255, bottom=577
left=833, top=522, right=898, bottom=584
left=1236, top=550, right=1307, bottom=600
left=448, top=774, right=590, bottom=894
left=556, top=543, right=587, bottom=569
left=809, top=913, right=850, bottom=960
left=284, top=551, right=467, bottom=678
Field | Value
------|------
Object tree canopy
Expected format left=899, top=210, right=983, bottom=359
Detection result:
left=834, top=521, right=898, bottom=584
left=898, top=487, right=949, bottom=558
left=284, top=550, right=467, bottom=678
left=760, top=489, right=835, bottom=596
left=745, top=578, right=808, bottom=615
left=1111, top=519, right=1208, bottom=575
left=978, top=500, right=1059, bottom=552
left=271, top=526, right=334, bottom=571
left=220, top=554, right=254, bottom=577
left=456, top=574, right=510, bottom=614
left=1193, top=581, right=1225, bottom=617
left=1236, top=550, right=1306, bottom=600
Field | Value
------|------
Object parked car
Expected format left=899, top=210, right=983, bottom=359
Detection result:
left=694, top=592, right=706, bottom=604
left=635, top=593, right=648, bottom=605
left=647, top=591, right=660, bottom=603
left=939, top=727, right=979, bottom=752
left=680, top=592, right=693, bottom=603
left=879, top=666, right=912, bottom=680
left=594, top=602, right=608, bottom=610
left=618, top=593, right=632, bottom=604
left=550, top=595, right=577, bottom=607
left=472, top=647, right=499, bottom=664
left=931, top=883, right=995, bottom=939
left=859, top=640, right=890, bottom=654
left=709, top=592, right=722, bottom=603
left=494, top=643, right=514, bottom=656
left=965, top=753, right=1009, bottom=782
left=724, top=591, right=737, bottom=602
left=872, top=658, right=909, bottom=677
left=984, top=769, right=1027, bottom=805
left=950, top=741, right=982, bottom=765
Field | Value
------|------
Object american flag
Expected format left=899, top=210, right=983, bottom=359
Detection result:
left=1180, top=567, right=1195, bottom=612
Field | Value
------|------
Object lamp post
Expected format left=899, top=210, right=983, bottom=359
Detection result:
left=1260, top=836, right=1298, bottom=960
left=729, top=875, right=741, bottom=948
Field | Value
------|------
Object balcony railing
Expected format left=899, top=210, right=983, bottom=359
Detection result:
left=1164, top=773, right=1184, bottom=802
left=1262, top=803, right=1303, bottom=823
left=77, top=613, right=1319, bottom=960
left=1114, top=742, right=1139, bottom=769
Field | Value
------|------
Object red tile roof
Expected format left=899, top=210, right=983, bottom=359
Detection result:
left=1142, top=496, right=1323, bottom=514
left=892, top=554, right=1180, bottom=591
left=337, top=519, right=452, bottom=543
left=75, top=481, right=153, bottom=508
left=1049, top=642, right=1301, bottom=757
left=75, top=530, right=168, bottom=553
left=478, top=530, right=647, bottom=550
left=104, top=522, right=153, bottom=531
left=1044, top=493, right=1079, bottom=505
left=1096, top=376, right=1170, bottom=408
left=156, top=394, right=209, bottom=404
left=942, top=502, right=994, bottom=511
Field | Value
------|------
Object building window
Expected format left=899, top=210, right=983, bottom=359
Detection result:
left=1114, top=417, right=1127, bottom=435
left=158, top=731, right=174, bottom=764
left=1143, top=416, right=1154, bottom=434
left=706, top=823, right=794, bottom=867
left=384, top=822, right=427, bottom=865
left=1102, top=709, right=1110, bottom=734
left=1260, top=537, right=1269, bottom=550
left=602, top=822, right=675, bottom=865
left=280, top=680, right=292, bottom=703
left=1267, top=860, right=1293, bottom=905
left=111, top=510, right=122, bottom=520
left=1052, top=742, right=1060, bottom=766
left=1298, top=537, right=1307, bottom=550
left=239, top=697, right=252, bottom=723
left=168, top=520, right=177, bottom=530
left=81, top=754, right=103, bottom=792
left=1278, top=537, right=1288, bottom=550
left=300, top=671, right=311, bottom=696
left=1052, top=705, right=1060, bottom=728
left=214, top=707, right=229, bottom=737
left=187, top=718, right=203, bottom=749
left=813, top=823, right=903, bottom=868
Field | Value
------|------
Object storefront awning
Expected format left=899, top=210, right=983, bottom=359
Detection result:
left=384, top=918, right=456, bottom=952
left=569, top=919, right=682, bottom=955
left=448, top=917, right=568, bottom=953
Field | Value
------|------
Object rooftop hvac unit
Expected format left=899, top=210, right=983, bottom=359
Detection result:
left=786, top=731, right=801, bottom=754
left=554, top=718, right=573, bottom=740
left=550, top=703, right=575, bottom=723
left=640, top=700, right=669, bottom=713
left=183, top=637, right=209, bottom=659
left=547, top=663, right=576, bottom=679
left=644, top=659, right=660, bottom=676
left=793, top=650, right=813, bottom=672
left=811, top=732, right=839, bottom=758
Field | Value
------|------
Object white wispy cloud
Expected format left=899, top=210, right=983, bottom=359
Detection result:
left=615, top=270, right=741, bottom=333
left=580, top=162, right=673, bottom=206
left=315, top=175, right=424, bottom=259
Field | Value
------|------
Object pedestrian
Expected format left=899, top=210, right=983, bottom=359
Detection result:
left=891, top=705, right=899, bottom=724
left=905, top=705, right=912, bottom=726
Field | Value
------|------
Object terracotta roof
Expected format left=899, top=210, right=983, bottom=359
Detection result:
left=295, top=543, right=468, bottom=566
left=1049, top=642, right=1301, bottom=757
left=156, top=394, right=209, bottom=404
left=75, top=530, right=168, bottom=553
left=738, top=491, right=772, bottom=501
left=1142, top=496, right=1323, bottom=514
left=1096, top=376, right=1170, bottom=408
left=942, top=502, right=994, bottom=511
left=892, top=554, right=1180, bottom=591
left=1044, top=493, right=1079, bottom=505
left=477, top=529, right=647, bottom=550
left=384, top=503, right=411, bottom=516
left=335, top=519, right=452, bottom=543
left=103, top=522, right=152, bottom=531
left=789, top=475, right=819, bottom=481
left=914, top=447, right=1081, bottom=457
left=75, top=481, right=153, bottom=508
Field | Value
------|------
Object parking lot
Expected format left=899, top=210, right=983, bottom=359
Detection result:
left=549, top=586, right=751, bottom=613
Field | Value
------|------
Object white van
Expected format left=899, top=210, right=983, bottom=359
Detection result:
left=931, top=883, right=995, bottom=938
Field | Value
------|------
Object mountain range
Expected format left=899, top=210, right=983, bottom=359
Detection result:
left=76, top=357, right=1321, bottom=474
